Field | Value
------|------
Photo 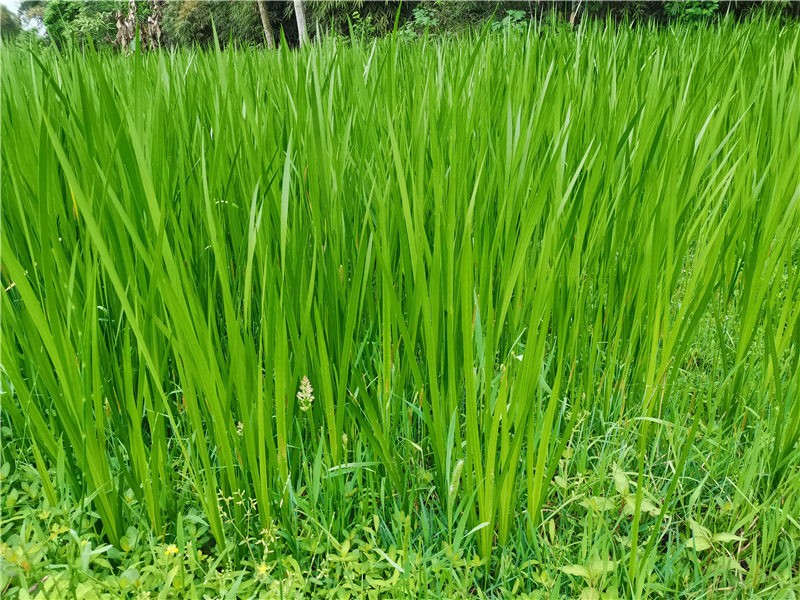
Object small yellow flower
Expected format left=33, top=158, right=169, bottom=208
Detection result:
left=256, top=562, right=268, bottom=576
left=164, top=544, right=179, bottom=557
left=49, top=523, right=69, bottom=541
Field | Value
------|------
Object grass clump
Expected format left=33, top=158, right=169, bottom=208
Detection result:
left=2, top=17, right=800, bottom=599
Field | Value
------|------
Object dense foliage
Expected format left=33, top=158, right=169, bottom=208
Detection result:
left=2, top=13, right=800, bottom=600
left=0, top=6, right=22, bottom=39
left=5, top=0, right=800, bottom=47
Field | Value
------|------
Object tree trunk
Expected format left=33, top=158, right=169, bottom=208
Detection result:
left=294, top=0, right=309, bottom=47
left=121, top=0, right=136, bottom=53
left=569, top=0, right=581, bottom=27
left=256, top=0, right=275, bottom=50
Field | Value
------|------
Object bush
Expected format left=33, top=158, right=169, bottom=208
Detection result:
left=42, top=0, right=80, bottom=46
left=43, top=0, right=117, bottom=48
left=491, top=9, right=526, bottom=32
left=664, top=0, right=720, bottom=21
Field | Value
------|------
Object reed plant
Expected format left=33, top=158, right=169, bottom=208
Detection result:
left=2, top=17, right=799, bottom=597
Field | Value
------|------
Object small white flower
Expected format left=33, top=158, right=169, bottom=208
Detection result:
left=297, top=376, right=314, bottom=412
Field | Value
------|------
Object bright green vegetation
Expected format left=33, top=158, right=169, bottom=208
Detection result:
left=2, top=18, right=800, bottom=599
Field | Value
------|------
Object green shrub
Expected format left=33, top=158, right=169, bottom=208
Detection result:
left=491, top=9, right=526, bottom=31
left=664, top=0, right=720, bottom=21
left=42, top=0, right=118, bottom=47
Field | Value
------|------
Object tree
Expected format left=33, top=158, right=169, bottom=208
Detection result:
left=43, top=0, right=80, bottom=45
left=162, top=1, right=266, bottom=48
left=18, top=0, right=46, bottom=30
left=43, top=0, right=118, bottom=48
left=256, top=0, right=275, bottom=49
left=294, top=0, right=308, bottom=46
left=1, top=6, right=22, bottom=39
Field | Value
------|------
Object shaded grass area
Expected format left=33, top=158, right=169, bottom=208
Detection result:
left=2, top=18, right=800, bottom=598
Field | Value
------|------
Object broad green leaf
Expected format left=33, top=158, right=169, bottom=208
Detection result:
left=562, top=565, right=591, bottom=580
left=580, top=588, right=601, bottom=600
left=712, top=532, right=745, bottom=544
left=612, top=464, right=630, bottom=496
left=581, top=496, right=617, bottom=513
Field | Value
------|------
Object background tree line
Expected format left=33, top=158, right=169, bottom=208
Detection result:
left=3, top=1, right=800, bottom=48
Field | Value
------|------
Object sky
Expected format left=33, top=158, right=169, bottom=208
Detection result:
left=2, top=0, right=46, bottom=34
left=0, top=0, right=20, bottom=14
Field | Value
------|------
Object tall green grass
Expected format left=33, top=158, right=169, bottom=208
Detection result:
left=2, top=18, right=799, bottom=595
